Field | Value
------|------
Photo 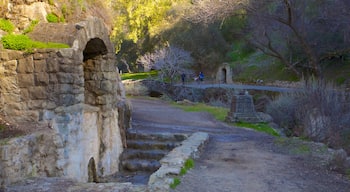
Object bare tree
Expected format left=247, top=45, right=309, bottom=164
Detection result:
left=184, top=0, right=249, bottom=24
left=246, top=0, right=350, bottom=77
left=137, top=45, right=194, bottom=83
left=184, top=0, right=350, bottom=78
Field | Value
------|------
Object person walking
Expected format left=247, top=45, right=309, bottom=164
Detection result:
left=199, top=72, right=204, bottom=82
left=181, top=73, right=186, bottom=85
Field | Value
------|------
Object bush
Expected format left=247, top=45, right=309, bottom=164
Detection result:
left=0, top=18, right=15, bottom=33
left=266, top=78, right=350, bottom=153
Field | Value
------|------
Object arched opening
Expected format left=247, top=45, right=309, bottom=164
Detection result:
left=83, top=38, right=108, bottom=106
left=83, top=38, right=107, bottom=61
left=221, top=68, right=227, bottom=84
left=87, top=157, right=98, bottom=182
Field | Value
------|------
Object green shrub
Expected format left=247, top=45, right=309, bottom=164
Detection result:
left=46, top=13, right=59, bottom=23
left=1, top=34, right=32, bottom=50
left=0, top=18, right=15, bottom=33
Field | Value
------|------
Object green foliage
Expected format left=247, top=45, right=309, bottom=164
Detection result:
left=184, top=158, right=194, bottom=170
left=170, top=177, right=181, bottom=189
left=235, top=122, right=280, bottom=136
left=23, top=20, right=39, bottom=34
left=229, top=41, right=254, bottom=62
left=179, top=167, right=187, bottom=175
left=1, top=34, right=32, bottom=50
left=0, top=18, right=15, bottom=33
left=1, top=34, right=69, bottom=51
left=121, top=71, right=158, bottom=80
left=46, top=13, right=59, bottom=23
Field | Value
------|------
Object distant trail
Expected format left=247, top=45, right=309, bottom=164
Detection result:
left=179, top=83, right=295, bottom=92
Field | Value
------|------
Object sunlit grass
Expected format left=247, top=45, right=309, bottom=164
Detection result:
left=121, top=70, right=158, bottom=80
left=234, top=122, right=280, bottom=136
left=173, top=101, right=279, bottom=136
left=174, top=102, right=229, bottom=122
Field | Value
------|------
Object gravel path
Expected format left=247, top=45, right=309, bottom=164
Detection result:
left=130, top=97, right=350, bottom=192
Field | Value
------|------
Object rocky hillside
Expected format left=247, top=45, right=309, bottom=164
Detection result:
left=1, top=0, right=114, bottom=33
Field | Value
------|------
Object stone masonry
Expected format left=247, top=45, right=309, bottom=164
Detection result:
left=0, top=17, right=130, bottom=185
left=225, top=91, right=262, bottom=123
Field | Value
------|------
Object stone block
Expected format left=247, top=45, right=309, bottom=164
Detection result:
left=7, top=50, right=24, bottom=60
left=101, top=80, right=112, bottom=93
left=29, top=86, right=48, bottom=100
left=47, top=58, right=59, bottom=72
left=17, top=56, right=34, bottom=73
left=28, top=100, right=44, bottom=109
left=59, top=84, right=73, bottom=94
left=57, top=72, right=74, bottom=84
left=57, top=48, right=74, bottom=59
left=3, top=60, right=17, bottom=72
left=35, top=72, right=49, bottom=86
left=0, top=76, right=19, bottom=93
left=17, top=73, right=34, bottom=87
left=20, top=88, right=30, bottom=101
left=101, top=61, right=114, bottom=72
left=0, top=51, right=9, bottom=61
left=34, top=59, right=47, bottom=73
left=33, top=52, right=45, bottom=60
left=49, top=73, right=58, bottom=84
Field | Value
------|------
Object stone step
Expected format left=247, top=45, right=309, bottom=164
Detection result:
left=126, top=131, right=188, bottom=142
left=120, top=149, right=168, bottom=161
left=126, top=140, right=181, bottom=150
left=121, top=159, right=161, bottom=172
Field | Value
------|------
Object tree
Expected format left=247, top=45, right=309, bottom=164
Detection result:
left=245, top=0, right=350, bottom=77
left=137, top=45, right=194, bottom=83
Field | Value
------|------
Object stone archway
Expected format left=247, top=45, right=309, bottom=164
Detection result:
left=87, top=157, right=98, bottom=183
left=216, top=63, right=233, bottom=84
left=221, top=68, right=227, bottom=83
left=0, top=17, right=129, bottom=184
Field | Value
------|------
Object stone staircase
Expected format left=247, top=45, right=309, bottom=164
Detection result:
left=115, top=130, right=188, bottom=184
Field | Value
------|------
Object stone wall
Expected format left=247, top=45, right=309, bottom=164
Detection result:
left=0, top=17, right=130, bottom=184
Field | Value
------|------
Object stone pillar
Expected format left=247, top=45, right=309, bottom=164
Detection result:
left=226, top=91, right=261, bottom=123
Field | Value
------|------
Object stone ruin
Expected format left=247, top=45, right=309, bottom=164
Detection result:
left=0, top=17, right=130, bottom=185
left=216, top=63, right=233, bottom=84
left=225, top=91, right=262, bottom=123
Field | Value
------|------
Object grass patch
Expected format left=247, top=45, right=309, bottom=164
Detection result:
left=121, top=70, right=158, bottom=80
left=174, top=102, right=229, bottom=122
left=234, top=122, right=280, bottom=136
left=170, top=177, right=181, bottom=189
left=1, top=34, right=69, bottom=51
left=170, top=158, right=195, bottom=189
left=0, top=18, right=15, bottom=33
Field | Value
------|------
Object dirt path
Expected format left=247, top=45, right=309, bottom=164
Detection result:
left=130, top=97, right=350, bottom=192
